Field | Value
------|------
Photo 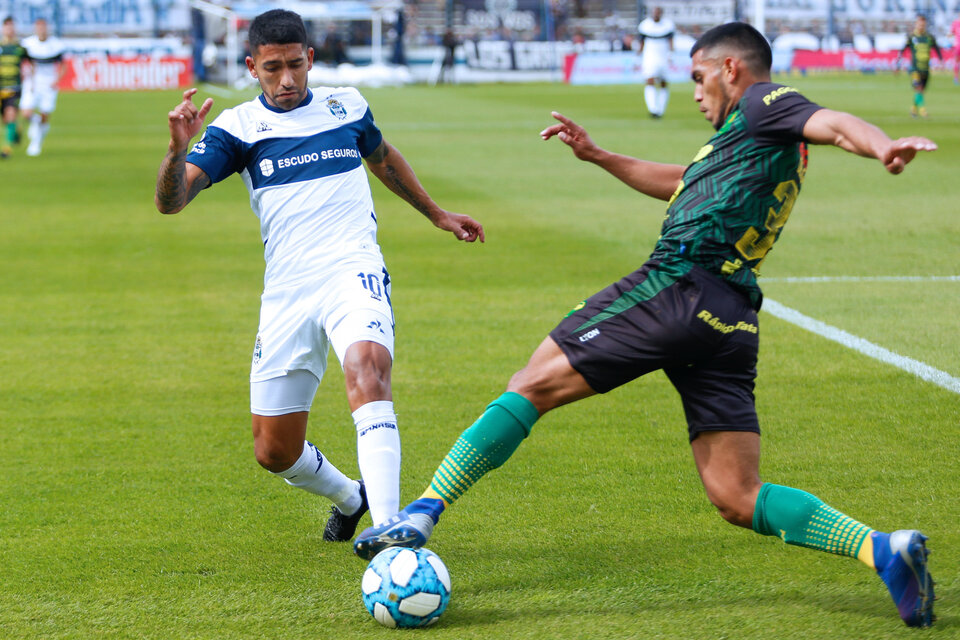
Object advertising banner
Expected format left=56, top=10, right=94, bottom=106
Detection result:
left=60, top=54, right=192, bottom=91
left=759, top=0, right=960, bottom=21
left=0, top=0, right=190, bottom=36
left=791, top=48, right=956, bottom=70
left=564, top=51, right=692, bottom=84
left=461, top=0, right=544, bottom=34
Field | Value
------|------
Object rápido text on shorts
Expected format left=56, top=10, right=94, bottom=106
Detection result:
left=697, top=309, right=758, bottom=334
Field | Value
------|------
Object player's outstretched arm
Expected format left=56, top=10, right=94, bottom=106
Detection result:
left=540, top=111, right=685, bottom=201
left=155, top=88, right=213, bottom=214
left=364, top=140, right=485, bottom=243
left=802, top=108, right=936, bottom=174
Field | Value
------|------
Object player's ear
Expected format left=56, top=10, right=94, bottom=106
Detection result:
left=306, top=46, right=314, bottom=71
left=245, top=55, right=257, bottom=78
left=722, top=56, right=738, bottom=82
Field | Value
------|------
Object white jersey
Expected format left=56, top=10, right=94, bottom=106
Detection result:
left=23, top=34, right=65, bottom=88
left=638, top=17, right=675, bottom=61
left=186, top=88, right=384, bottom=290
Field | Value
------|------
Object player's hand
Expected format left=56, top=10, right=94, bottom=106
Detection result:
left=168, top=88, right=214, bottom=153
left=882, top=136, right=936, bottom=174
left=435, top=211, right=485, bottom=243
left=540, top=111, right=601, bottom=162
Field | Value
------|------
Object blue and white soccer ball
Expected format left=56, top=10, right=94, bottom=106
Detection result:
left=361, top=547, right=451, bottom=628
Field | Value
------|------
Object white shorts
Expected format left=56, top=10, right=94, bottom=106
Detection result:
left=21, top=84, right=58, bottom=114
left=642, top=55, right=669, bottom=82
left=249, top=262, right=395, bottom=415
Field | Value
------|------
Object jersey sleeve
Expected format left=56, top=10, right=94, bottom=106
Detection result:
left=185, top=124, right=244, bottom=185
left=741, top=84, right=823, bottom=145
left=356, top=106, right=383, bottom=158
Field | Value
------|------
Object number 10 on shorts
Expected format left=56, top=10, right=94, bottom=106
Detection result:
left=358, top=272, right=383, bottom=300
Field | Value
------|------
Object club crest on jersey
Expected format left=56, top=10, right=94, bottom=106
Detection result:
left=326, top=97, right=347, bottom=119
left=259, top=158, right=274, bottom=177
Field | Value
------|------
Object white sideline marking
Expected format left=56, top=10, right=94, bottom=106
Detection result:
left=763, top=299, right=960, bottom=395
left=763, top=275, right=960, bottom=283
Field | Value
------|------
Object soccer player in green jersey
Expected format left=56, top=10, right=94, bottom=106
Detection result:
left=355, top=22, right=938, bottom=627
left=0, top=16, right=28, bottom=158
left=898, top=14, right=942, bottom=118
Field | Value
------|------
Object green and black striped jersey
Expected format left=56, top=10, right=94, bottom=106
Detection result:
left=0, top=39, right=28, bottom=93
left=902, top=31, right=941, bottom=72
left=649, top=82, right=822, bottom=309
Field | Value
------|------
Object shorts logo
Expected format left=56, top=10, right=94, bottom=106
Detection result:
left=565, top=300, right=586, bottom=318
left=259, top=158, right=274, bottom=177
left=367, top=319, right=384, bottom=334
left=579, top=328, right=600, bottom=342
left=252, top=335, right=263, bottom=364
left=697, top=310, right=758, bottom=334
left=326, top=97, right=347, bottom=119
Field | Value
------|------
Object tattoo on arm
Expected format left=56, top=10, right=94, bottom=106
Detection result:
left=365, top=141, right=390, bottom=164
left=187, top=171, right=211, bottom=202
left=367, top=140, right=436, bottom=220
left=384, top=164, right=433, bottom=219
left=156, top=149, right=209, bottom=213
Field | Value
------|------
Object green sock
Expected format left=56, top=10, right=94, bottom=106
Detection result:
left=752, top=483, right=873, bottom=559
left=4, top=122, right=14, bottom=145
left=426, top=392, right=539, bottom=505
left=917, top=93, right=925, bottom=107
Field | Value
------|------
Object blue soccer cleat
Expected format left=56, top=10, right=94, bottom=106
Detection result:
left=874, top=530, right=935, bottom=627
left=353, top=498, right=444, bottom=561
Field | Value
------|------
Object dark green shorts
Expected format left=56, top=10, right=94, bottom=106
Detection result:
left=911, top=69, right=929, bottom=89
left=0, top=89, right=20, bottom=112
left=549, top=261, right=761, bottom=441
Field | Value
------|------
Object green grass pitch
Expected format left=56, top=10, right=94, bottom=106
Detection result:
left=1, top=73, right=958, bottom=639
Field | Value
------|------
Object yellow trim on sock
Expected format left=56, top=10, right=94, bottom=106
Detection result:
left=857, top=530, right=875, bottom=568
left=421, top=487, right=450, bottom=507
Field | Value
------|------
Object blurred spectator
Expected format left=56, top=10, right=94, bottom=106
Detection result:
left=391, top=5, right=407, bottom=65
left=191, top=7, right=207, bottom=82
left=318, top=23, right=351, bottom=65
left=439, top=28, right=457, bottom=83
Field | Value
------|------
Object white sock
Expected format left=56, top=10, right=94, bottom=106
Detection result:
left=274, top=441, right=361, bottom=514
left=354, top=400, right=401, bottom=526
left=28, top=114, right=40, bottom=141
left=644, top=85, right=657, bottom=115
left=656, top=87, right=670, bottom=116
left=38, top=121, right=50, bottom=143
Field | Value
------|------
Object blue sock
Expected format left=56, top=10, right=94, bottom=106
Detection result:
left=406, top=497, right=445, bottom=524
left=872, top=531, right=892, bottom=571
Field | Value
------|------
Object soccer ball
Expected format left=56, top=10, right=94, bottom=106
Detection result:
left=361, top=547, right=451, bottom=628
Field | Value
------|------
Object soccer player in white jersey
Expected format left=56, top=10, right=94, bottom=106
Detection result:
left=637, top=6, right=675, bottom=118
left=21, top=18, right=64, bottom=157
left=154, top=9, right=484, bottom=544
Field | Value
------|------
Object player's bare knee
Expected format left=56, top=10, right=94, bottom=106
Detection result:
left=716, top=502, right=754, bottom=528
left=505, top=369, right=554, bottom=413
left=705, top=490, right=756, bottom=528
left=254, top=439, right=298, bottom=473
left=344, top=364, right=390, bottom=401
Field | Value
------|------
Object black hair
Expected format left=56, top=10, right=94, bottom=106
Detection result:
left=3, top=16, right=13, bottom=25
left=690, top=22, right=772, bottom=75
left=248, top=9, right=308, bottom=53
